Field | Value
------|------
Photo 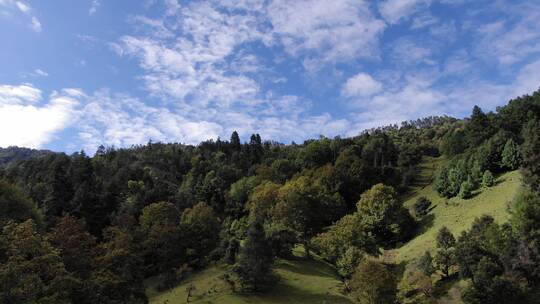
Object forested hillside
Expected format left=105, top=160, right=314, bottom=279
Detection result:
left=1, top=89, right=540, bottom=303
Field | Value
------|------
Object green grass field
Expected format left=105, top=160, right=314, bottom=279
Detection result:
left=147, top=156, right=523, bottom=304
left=146, top=246, right=353, bottom=304
left=390, top=156, right=522, bottom=263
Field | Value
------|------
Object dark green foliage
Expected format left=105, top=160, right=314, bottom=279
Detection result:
left=501, top=139, right=521, bottom=170
left=265, top=222, right=297, bottom=258
left=233, top=221, right=275, bottom=291
left=436, top=160, right=468, bottom=198
left=459, top=177, right=474, bottom=199
left=482, top=170, right=494, bottom=188
left=522, top=119, right=540, bottom=192
left=0, top=220, right=77, bottom=304
left=0, top=180, right=43, bottom=226
left=434, top=227, right=456, bottom=278
left=413, top=196, right=432, bottom=218
left=180, top=202, right=220, bottom=266
left=440, top=129, right=466, bottom=156
left=465, top=105, right=492, bottom=147
left=140, top=202, right=184, bottom=274
left=418, top=251, right=435, bottom=276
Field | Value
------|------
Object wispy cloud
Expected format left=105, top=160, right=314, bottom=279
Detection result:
left=0, top=0, right=42, bottom=32
left=89, top=0, right=100, bottom=15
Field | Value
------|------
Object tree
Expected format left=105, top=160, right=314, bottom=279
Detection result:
left=501, top=138, right=521, bottom=170
left=336, top=246, right=363, bottom=278
left=465, top=105, right=491, bottom=147
left=413, top=197, right=432, bottom=218
left=226, top=176, right=260, bottom=217
left=272, top=175, right=345, bottom=256
left=356, top=183, right=415, bottom=246
left=434, top=227, right=456, bottom=278
left=459, top=177, right=474, bottom=199
left=0, top=180, right=43, bottom=226
left=313, top=214, right=378, bottom=263
left=233, top=221, right=274, bottom=291
left=246, top=181, right=280, bottom=222
left=349, top=259, right=397, bottom=304
left=140, top=202, right=183, bottom=273
left=181, top=202, right=220, bottom=265
left=522, top=119, right=540, bottom=192
left=418, top=251, right=435, bottom=277
left=91, top=226, right=147, bottom=303
left=482, top=170, right=494, bottom=188
left=230, top=131, right=241, bottom=152
left=0, top=220, right=76, bottom=303
left=47, top=214, right=97, bottom=280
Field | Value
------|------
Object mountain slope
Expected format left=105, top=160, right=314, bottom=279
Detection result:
left=146, top=246, right=353, bottom=304
left=389, top=156, right=522, bottom=263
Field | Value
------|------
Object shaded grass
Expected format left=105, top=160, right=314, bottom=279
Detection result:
left=146, top=246, right=353, bottom=304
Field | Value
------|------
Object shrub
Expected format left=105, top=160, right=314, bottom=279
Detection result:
left=482, top=170, right=494, bottom=188
left=413, top=197, right=432, bottom=218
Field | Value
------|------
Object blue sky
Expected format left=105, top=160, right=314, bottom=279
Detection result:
left=1, top=0, right=540, bottom=153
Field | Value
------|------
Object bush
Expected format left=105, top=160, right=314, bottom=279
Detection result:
left=459, top=178, right=474, bottom=199
left=482, top=170, right=494, bottom=188
left=336, top=246, right=363, bottom=279
left=413, top=197, right=432, bottom=218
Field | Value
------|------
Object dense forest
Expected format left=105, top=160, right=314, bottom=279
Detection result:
left=1, top=89, right=540, bottom=303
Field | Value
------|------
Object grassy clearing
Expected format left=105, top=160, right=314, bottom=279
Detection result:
left=146, top=246, right=353, bottom=304
left=391, top=156, right=522, bottom=263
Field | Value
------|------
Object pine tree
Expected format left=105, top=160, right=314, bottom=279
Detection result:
left=482, top=170, right=494, bottom=188
left=521, top=119, right=540, bottom=192
left=434, top=227, right=456, bottom=278
left=501, top=138, right=521, bottom=170
left=230, top=131, right=241, bottom=152
left=233, top=221, right=274, bottom=291
left=459, top=177, right=474, bottom=199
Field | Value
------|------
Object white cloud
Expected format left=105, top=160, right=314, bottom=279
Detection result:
left=0, top=83, right=41, bottom=104
left=378, top=0, right=431, bottom=24
left=268, top=0, right=385, bottom=64
left=474, top=2, right=540, bottom=65
left=342, top=73, right=383, bottom=97
left=89, top=0, right=100, bottom=15
left=0, top=0, right=42, bottom=32
left=391, top=38, right=434, bottom=65
left=30, top=16, right=41, bottom=32
left=33, top=69, right=48, bottom=77
left=15, top=1, right=28, bottom=12
left=0, top=84, right=79, bottom=148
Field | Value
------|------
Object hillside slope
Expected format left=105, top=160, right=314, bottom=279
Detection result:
left=146, top=247, right=352, bottom=304
left=147, top=156, right=523, bottom=304
left=389, top=156, right=522, bottom=263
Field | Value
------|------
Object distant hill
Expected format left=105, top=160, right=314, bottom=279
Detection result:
left=0, top=146, right=53, bottom=167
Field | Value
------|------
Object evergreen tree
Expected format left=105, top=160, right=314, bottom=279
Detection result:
left=465, top=105, right=490, bottom=147
left=522, top=119, right=540, bottom=193
left=501, top=138, right=521, bottom=170
left=459, top=177, right=474, bottom=199
left=434, top=227, right=456, bottom=278
left=418, top=251, right=435, bottom=277
left=230, top=131, right=241, bottom=152
left=233, top=221, right=274, bottom=291
left=482, top=170, right=494, bottom=188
